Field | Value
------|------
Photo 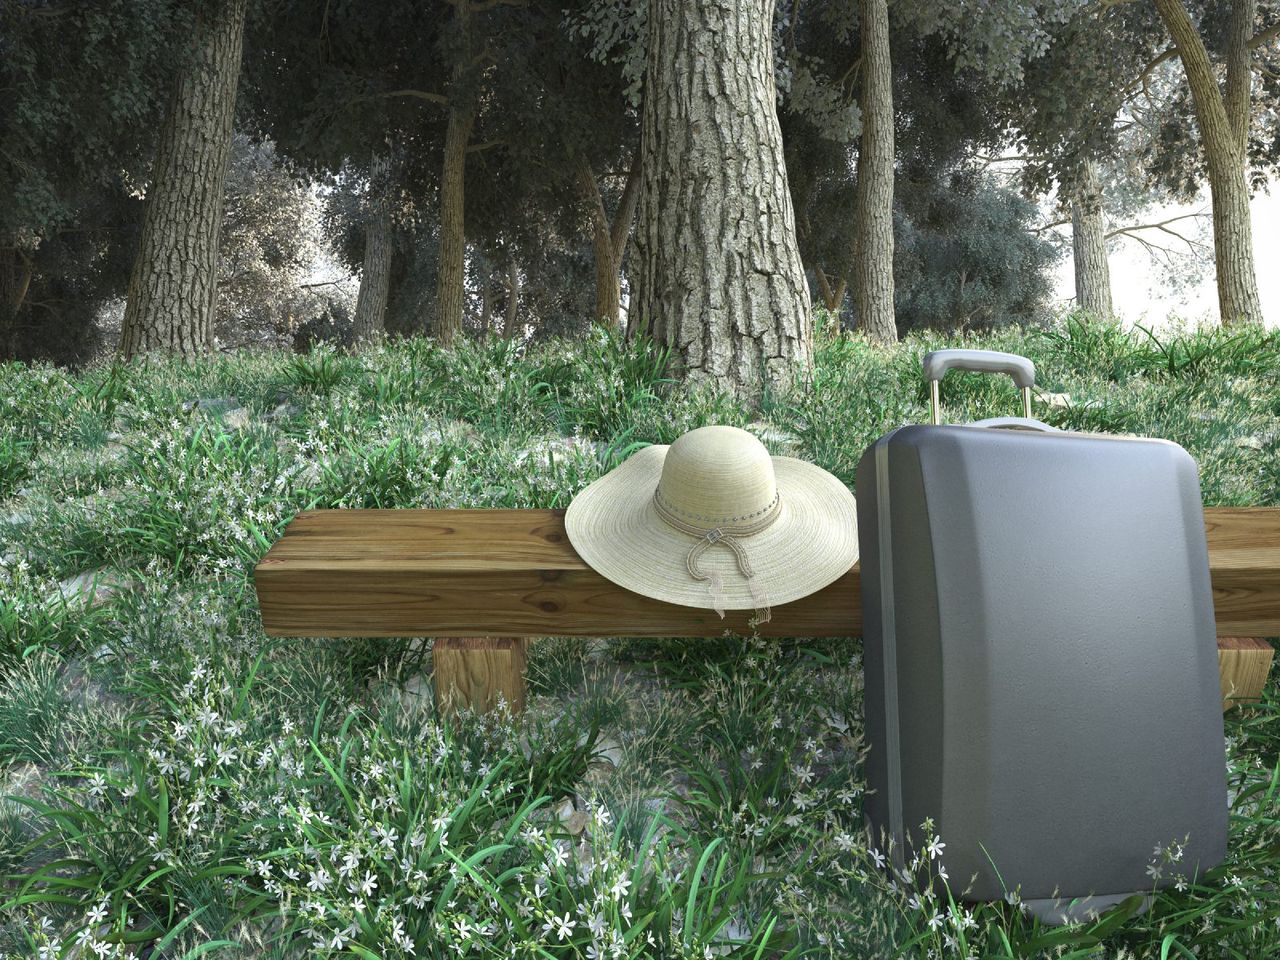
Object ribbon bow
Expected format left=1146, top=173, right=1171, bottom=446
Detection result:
left=653, top=489, right=779, bottom=622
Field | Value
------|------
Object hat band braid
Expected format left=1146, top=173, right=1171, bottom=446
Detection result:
left=652, top=489, right=780, bottom=621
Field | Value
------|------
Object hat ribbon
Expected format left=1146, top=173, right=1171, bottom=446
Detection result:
left=652, top=489, right=780, bottom=622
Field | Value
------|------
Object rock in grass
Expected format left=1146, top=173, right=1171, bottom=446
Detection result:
left=221, top=407, right=253, bottom=431
left=266, top=402, right=301, bottom=422
left=593, top=736, right=623, bottom=768
left=183, top=396, right=240, bottom=415
left=746, top=421, right=804, bottom=455
left=52, top=568, right=127, bottom=608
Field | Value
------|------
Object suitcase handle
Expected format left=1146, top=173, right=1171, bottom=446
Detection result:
left=923, top=349, right=1036, bottom=425
left=971, top=416, right=1058, bottom=432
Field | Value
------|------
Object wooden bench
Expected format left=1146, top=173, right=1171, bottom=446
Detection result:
left=255, top=506, right=1280, bottom=713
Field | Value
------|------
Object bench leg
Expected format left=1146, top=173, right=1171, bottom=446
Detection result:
left=1219, top=637, right=1275, bottom=710
left=432, top=637, right=528, bottom=717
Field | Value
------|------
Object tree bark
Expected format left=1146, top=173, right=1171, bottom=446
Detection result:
left=1153, top=0, right=1264, bottom=327
left=433, top=2, right=475, bottom=347
left=119, top=0, right=249, bottom=359
left=852, top=0, right=897, bottom=344
left=503, top=255, right=520, bottom=339
left=578, top=155, right=641, bottom=328
left=634, top=0, right=812, bottom=403
left=1224, top=0, right=1254, bottom=157
left=479, top=274, right=494, bottom=340
left=352, top=156, right=392, bottom=344
left=1070, top=159, right=1113, bottom=319
left=0, top=249, right=33, bottom=359
left=580, top=161, right=621, bottom=327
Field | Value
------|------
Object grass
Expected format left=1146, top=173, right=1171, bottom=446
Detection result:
left=0, top=314, right=1276, bottom=958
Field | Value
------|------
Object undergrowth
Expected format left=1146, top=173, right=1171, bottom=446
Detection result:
left=0, top=316, right=1276, bottom=958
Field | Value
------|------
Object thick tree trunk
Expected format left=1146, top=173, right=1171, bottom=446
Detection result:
left=433, top=3, right=474, bottom=347
left=634, top=0, right=812, bottom=402
left=503, top=256, right=520, bottom=339
left=120, top=0, right=248, bottom=359
left=352, top=158, right=392, bottom=344
left=1070, top=160, right=1113, bottom=319
left=1153, top=0, right=1264, bottom=326
left=852, top=0, right=897, bottom=344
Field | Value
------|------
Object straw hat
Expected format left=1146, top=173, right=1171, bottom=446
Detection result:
left=565, top=425, right=858, bottom=617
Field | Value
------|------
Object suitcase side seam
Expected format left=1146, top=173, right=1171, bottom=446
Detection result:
left=874, top=437, right=906, bottom=874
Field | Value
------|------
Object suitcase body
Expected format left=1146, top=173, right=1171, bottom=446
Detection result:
left=856, top=350, right=1227, bottom=917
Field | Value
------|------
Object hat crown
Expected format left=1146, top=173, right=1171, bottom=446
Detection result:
left=655, top=426, right=777, bottom=526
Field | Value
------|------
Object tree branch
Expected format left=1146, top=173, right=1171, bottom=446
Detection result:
left=466, top=140, right=504, bottom=154
left=471, top=0, right=526, bottom=11
left=1030, top=218, right=1071, bottom=234
left=1104, top=211, right=1208, bottom=239
left=1107, top=212, right=1211, bottom=256
left=380, top=88, right=449, bottom=105
left=1130, top=45, right=1177, bottom=101
left=300, top=275, right=356, bottom=289
left=1248, top=22, right=1280, bottom=49
left=609, top=150, right=642, bottom=264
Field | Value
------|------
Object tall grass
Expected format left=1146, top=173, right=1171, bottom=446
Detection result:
left=0, top=316, right=1276, bottom=957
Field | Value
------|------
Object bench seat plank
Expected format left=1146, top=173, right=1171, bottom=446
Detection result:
left=255, top=507, right=1280, bottom=638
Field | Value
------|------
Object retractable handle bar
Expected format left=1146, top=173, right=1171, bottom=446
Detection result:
left=922, top=349, right=1036, bottom=425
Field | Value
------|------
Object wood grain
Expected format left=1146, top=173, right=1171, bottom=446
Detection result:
left=1218, top=636, right=1275, bottom=709
left=256, top=507, right=1280, bottom=638
left=432, top=637, right=528, bottom=716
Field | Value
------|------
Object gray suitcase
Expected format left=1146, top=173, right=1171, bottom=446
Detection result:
left=856, top=349, right=1227, bottom=923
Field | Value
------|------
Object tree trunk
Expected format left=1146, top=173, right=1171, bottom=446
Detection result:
left=852, top=0, right=897, bottom=344
left=119, top=0, right=248, bottom=359
left=1070, top=159, right=1113, bottom=319
left=1153, top=0, right=1264, bottom=327
left=352, top=157, right=392, bottom=344
left=503, top=255, right=520, bottom=339
left=576, top=154, right=642, bottom=329
left=433, top=3, right=475, bottom=347
left=1224, top=0, right=1254, bottom=157
left=0, top=249, right=33, bottom=359
left=634, top=0, right=812, bottom=403
left=611, top=153, right=642, bottom=269
left=479, top=276, right=494, bottom=340
left=579, top=161, right=621, bottom=327
left=815, top=266, right=847, bottom=315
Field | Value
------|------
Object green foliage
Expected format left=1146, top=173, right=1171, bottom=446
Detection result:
left=0, top=565, right=109, bottom=675
left=284, top=345, right=350, bottom=395
left=533, top=329, right=682, bottom=439
left=218, top=135, right=339, bottom=349
left=894, top=174, right=1062, bottom=332
left=0, top=327, right=1278, bottom=957
left=0, top=434, right=32, bottom=502
left=0, top=0, right=195, bottom=363
left=526, top=637, right=592, bottom=698
left=0, top=651, right=74, bottom=767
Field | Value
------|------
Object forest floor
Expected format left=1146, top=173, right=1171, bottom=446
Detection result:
left=1, top=317, right=1278, bottom=959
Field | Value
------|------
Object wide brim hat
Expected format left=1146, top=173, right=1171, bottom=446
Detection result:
left=565, top=425, right=858, bottom=611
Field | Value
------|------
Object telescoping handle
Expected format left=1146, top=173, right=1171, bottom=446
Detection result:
left=922, top=349, right=1036, bottom=425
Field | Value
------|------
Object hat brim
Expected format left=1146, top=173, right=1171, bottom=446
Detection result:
left=565, top=445, right=858, bottom=610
